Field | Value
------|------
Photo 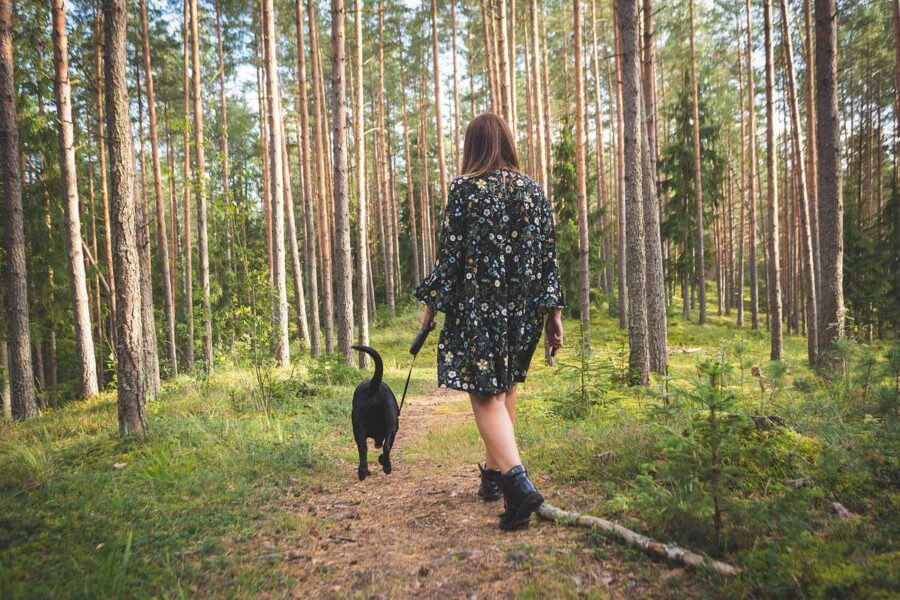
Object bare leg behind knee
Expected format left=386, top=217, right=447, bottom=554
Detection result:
left=470, top=392, right=521, bottom=473
left=505, top=384, right=518, bottom=425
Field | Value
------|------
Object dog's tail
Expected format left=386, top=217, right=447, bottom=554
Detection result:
left=351, top=345, right=383, bottom=391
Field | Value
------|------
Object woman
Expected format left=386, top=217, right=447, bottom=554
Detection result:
left=414, top=113, right=564, bottom=531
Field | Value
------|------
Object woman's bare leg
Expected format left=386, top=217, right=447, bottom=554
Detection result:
left=470, top=391, right=521, bottom=473
left=505, top=384, right=518, bottom=425
left=484, top=385, right=518, bottom=468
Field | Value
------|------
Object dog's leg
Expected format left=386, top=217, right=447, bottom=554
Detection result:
left=354, top=426, right=371, bottom=481
left=379, top=431, right=396, bottom=475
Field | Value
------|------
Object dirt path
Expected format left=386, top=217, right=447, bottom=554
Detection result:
left=270, top=388, right=681, bottom=599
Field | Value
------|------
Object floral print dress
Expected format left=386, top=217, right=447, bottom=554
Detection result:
left=414, top=169, right=565, bottom=395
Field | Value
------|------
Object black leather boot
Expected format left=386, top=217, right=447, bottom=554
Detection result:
left=498, top=465, right=544, bottom=531
left=478, top=464, right=502, bottom=502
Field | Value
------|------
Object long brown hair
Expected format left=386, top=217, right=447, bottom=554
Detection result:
left=459, top=113, right=520, bottom=178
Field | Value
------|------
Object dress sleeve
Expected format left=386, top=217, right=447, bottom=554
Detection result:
left=537, top=186, right=565, bottom=311
left=414, top=178, right=466, bottom=312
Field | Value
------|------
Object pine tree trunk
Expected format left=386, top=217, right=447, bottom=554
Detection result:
left=640, top=0, right=667, bottom=373
left=282, top=135, right=310, bottom=345
left=103, top=0, right=146, bottom=433
left=574, top=0, right=592, bottom=350
left=618, top=0, right=649, bottom=384
left=530, top=0, right=546, bottom=189
left=0, top=0, right=37, bottom=419
left=744, top=0, right=761, bottom=331
left=295, top=0, right=321, bottom=356
left=331, top=0, right=354, bottom=365
left=0, top=336, right=10, bottom=419
left=95, top=12, right=117, bottom=349
left=688, top=0, right=707, bottom=324
left=780, top=0, right=819, bottom=365
left=354, top=0, right=369, bottom=365
left=134, top=60, right=160, bottom=399
left=189, top=0, right=213, bottom=370
left=590, top=0, right=609, bottom=291
left=451, top=0, right=461, bottom=171
left=51, top=0, right=99, bottom=398
left=138, top=0, right=176, bottom=378
left=215, top=0, right=235, bottom=348
left=308, top=0, right=336, bottom=354
left=614, top=4, right=628, bottom=330
left=261, top=0, right=290, bottom=368
left=804, top=0, right=820, bottom=303
left=735, top=10, right=746, bottom=326
left=377, top=0, right=396, bottom=314
left=181, top=0, right=195, bottom=370
left=814, top=0, right=844, bottom=365
left=762, top=0, right=783, bottom=359
left=431, top=0, right=449, bottom=211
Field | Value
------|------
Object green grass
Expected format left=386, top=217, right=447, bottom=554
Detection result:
left=0, top=297, right=897, bottom=598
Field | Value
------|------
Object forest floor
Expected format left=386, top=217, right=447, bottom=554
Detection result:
left=1, top=304, right=896, bottom=598
left=255, top=386, right=691, bottom=599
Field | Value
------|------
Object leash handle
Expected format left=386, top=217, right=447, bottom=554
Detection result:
left=410, top=321, right=435, bottom=356
left=400, top=322, right=435, bottom=415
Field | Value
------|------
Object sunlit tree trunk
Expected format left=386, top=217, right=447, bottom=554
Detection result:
left=431, top=0, right=449, bottom=211
left=331, top=0, right=354, bottom=365
left=189, top=0, right=213, bottom=370
left=0, top=0, right=37, bottom=419
left=780, top=0, right=819, bottom=365
left=688, top=0, right=706, bottom=324
left=295, top=0, right=321, bottom=356
left=745, top=0, right=761, bottom=331
left=134, top=56, right=160, bottom=399
left=451, top=0, right=461, bottom=170
left=804, top=0, right=820, bottom=301
left=52, top=0, right=99, bottom=397
left=574, top=0, right=592, bottom=350
left=354, top=0, right=368, bottom=363
left=138, top=0, right=176, bottom=378
left=181, top=0, right=194, bottom=370
left=762, top=0, right=783, bottom=359
left=282, top=135, right=309, bottom=345
left=735, top=10, right=746, bottom=327
left=308, top=0, right=335, bottom=354
left=261, top=0, right=290, bottom=367
left=814, top=0, right=844, bottom=365
left=530, top=0, right=546, bottom=188
left=103, top=0, right=146, bottom=433
left=640, top=0, right=666, bottom=373
left=614, top=3, right=628, bottom=329
left=95, top=11, right=117, bottom=349
left=618, top=0, right=649, bottom=383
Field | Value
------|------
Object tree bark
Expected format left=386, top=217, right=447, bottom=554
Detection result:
left=763, top=0, right=783, bottom=360
left=618, top=0, right=649, bottom=384
left=688, top=0, right=707, bottom=324
left=52, top=0, right=99, bottom=398
left=780, top=0, right=819, bottom=365
left=574, top=0, right=592, bottom=350
left=0, top=0, right=37, bottom=419
left=295, top=0, right=321, bottom=356
left=640, top=0, right=666, bottom=374
left=181, top=0, right=195, bottom=370
left=814, top=0, right=844, bottom=364
left=530, top=0, right=546, bottom=189
left=95, top=11, right=117, bottom=349
left=431, top=0, right=449, bottom=211
left=261, top=0, right=290, bottom=368
left=134, top=56, right=160, bottom=399
left=138, top=0, right=176, bottom=378
left=745, top=0, right=761, bottom=331
left=189, top=0, right=213, bottom=370
left=103, top=0, right=146, bottom=433
left=354, top=0, right=369, bottom=364
left=331, top=0, right=354, bottom=365
left=308, top=0, right=335, bottom=354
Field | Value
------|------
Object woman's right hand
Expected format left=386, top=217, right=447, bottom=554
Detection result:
left=545, top=309, right=563, bottom=356
left=421, top=304, right=436, bottom=329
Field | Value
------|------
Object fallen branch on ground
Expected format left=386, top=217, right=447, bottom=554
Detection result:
left=536, top=503, right=740, bottom=577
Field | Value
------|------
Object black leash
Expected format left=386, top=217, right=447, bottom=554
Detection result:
left=398, top=321, right=435, bottom=414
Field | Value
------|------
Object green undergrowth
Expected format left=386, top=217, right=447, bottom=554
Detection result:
left=1, top=299, right=897, bottom=598
left=0, top=307, right=431, bottom=599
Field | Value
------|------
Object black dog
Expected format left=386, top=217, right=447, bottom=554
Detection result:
left=351, top=345, right=399, bottom=481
